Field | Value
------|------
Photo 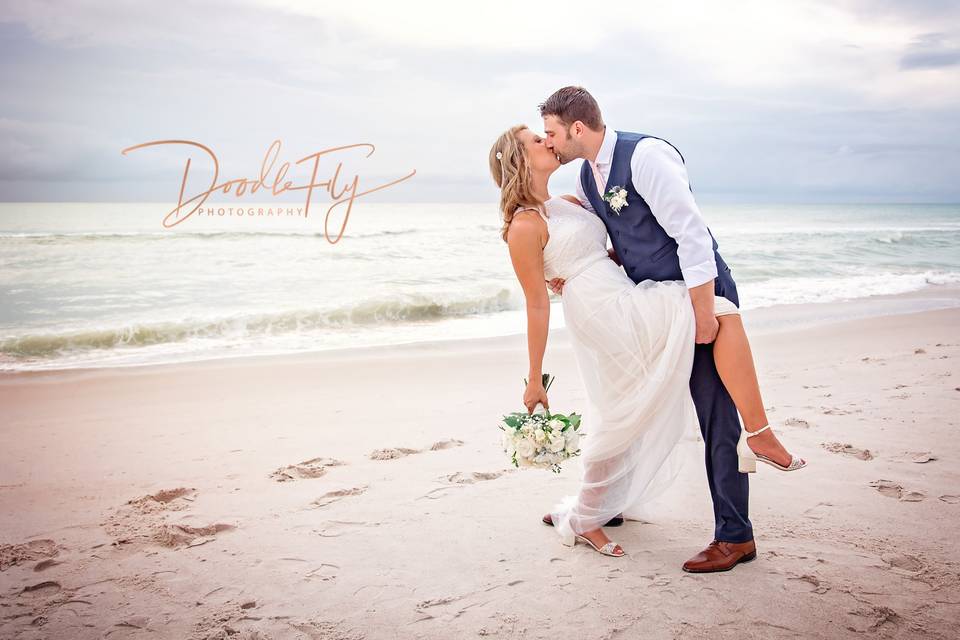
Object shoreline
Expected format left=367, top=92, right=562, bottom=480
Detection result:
left=2, top=282, right=959, bottom=378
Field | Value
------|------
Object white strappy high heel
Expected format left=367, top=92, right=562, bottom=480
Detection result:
left=561, top=532, right=625, bottom=557
left=737, top=424, right=807, bottom=473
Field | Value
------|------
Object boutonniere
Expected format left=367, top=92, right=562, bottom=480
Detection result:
left=602, top=186, right=629, bottom=215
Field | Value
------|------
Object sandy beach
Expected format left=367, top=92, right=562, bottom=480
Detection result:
left=1, top=302, right=959, bottom=639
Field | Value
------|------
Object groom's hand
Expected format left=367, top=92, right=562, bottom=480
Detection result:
left=695, top=314, right=720, bottom=344
left=689, top=280, right=719, bottom=344
left=547, top=278, right=565, bottom=295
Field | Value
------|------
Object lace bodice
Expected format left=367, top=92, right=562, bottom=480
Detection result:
left=520, top=196, right=610, bottom=282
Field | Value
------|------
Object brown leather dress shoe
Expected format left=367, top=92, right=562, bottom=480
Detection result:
left=542, top=513, right=624, bottom=527
left=682, top=539, right=757, bottom=573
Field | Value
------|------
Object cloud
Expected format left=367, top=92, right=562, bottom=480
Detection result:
left=900, top=32, right=960, bottom=69
left=0, top=0, right=958, bottom=202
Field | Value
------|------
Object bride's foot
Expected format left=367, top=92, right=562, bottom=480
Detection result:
left=738, top=423, right=806, bottom=472
left=565, top=528, right=624, bottom=557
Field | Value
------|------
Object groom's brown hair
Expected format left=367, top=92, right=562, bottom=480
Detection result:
left=538, top=86, right=604, bottom=131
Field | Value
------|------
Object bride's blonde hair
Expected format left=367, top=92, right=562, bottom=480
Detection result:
left=489, top=124, right=545, bottom=244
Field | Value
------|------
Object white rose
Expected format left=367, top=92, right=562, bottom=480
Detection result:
left=516, top=438, right=536, bottom=458
left=534, top=428, right=547, bottom=443
left=502, top=432, right=516, bottom=455
left=564, top=432, right=580, bottom=453
left=547, top=418, right=563, bottom=430
left=547, top=436, right=566, bottom=453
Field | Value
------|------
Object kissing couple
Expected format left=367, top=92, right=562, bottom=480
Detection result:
left=488, top=86, right=807, bottom=572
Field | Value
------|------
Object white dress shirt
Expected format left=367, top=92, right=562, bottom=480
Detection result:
left=575, top=127, right=719, bottom=289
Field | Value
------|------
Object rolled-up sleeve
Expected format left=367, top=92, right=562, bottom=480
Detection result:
left=631, top=138, right=717, bottom=288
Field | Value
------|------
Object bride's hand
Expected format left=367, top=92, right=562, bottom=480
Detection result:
left=523, top=382, right=549, bottom=414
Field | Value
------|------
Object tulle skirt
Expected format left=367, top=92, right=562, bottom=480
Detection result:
left=548, top=258, right=737, bottom=542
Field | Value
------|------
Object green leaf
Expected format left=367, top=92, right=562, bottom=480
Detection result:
left=524, top=373, right=555, bottom=392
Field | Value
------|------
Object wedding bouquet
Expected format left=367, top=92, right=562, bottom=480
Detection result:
left=499, top=373, right=583, bottom=473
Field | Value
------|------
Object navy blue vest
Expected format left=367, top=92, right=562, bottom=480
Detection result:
left=580, top=130, right=737, bottom=305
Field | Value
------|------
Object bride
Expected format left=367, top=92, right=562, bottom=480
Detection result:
left=488, top=124, right=805, bottom=558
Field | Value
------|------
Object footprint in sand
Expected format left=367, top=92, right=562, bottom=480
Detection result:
left=33, top=558, right=64, bottom=572
left=191, top=602, right=358, bottom=640
left=847, top=604, right=901, bottom=633
left=783, top=417, right=811, bottom=429
left=19, top=580, right=62, bottom=600
left=304, top=563, right=340, bottom=582
left=369, top=447, right=421, bottom=460
left=271, top=457, right=346, bottom=482
left=103, top=487, right=236, bottom=549
left=419, top=469, right=514, bottom=500
left=823, top=442, right=874, bottom=460
left=868, top=480, right=926, bottom=502
left=310, top=486, right=368, bottom=509
left=313, top=519, right=382, bottom=538
left=786, top=573, right=831, bottom=594
left=821, top=406, right=861, bottom=415
left=153, top=523, right=236, bottom=548
left=0, top=539, right=60, bottom=572
left=439, top=469, right=514, bottom=485
left=368, top=439, right=464, bottom=460
left=939, top=495, right=960, bottom=504
left=802, top=501, right=834, bottom=520
left=430, top=438, right=465, bottom=451
left=881, top=552, right=924, bottom=573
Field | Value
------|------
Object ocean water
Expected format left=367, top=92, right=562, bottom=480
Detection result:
left=1, top=201, right=958, bottom=371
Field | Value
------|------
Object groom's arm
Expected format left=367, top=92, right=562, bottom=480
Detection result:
left=631, top=138, right=719, bottom=343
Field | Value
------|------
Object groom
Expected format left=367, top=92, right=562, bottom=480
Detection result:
left=539, top=86, right=756, bottom=572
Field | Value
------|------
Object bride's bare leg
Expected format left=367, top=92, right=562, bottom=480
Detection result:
left=571, top=459, right=624, bottom=554
left=714, top=314, right=797, bottom=468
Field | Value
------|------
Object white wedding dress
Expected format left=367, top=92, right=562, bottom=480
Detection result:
left=522, top=195, right=739, bottom=544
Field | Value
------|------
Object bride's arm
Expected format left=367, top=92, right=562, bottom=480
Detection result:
left=507, top=213, right=551, bottom=413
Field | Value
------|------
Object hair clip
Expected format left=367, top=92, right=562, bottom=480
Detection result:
left=496, top=151, right=503, bottom=160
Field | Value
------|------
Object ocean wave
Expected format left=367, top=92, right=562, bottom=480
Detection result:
left=742, top=270, right=960, bottom=309
left=0, top=228, right=424, bottom=242
left=0, top=289, right=521, bottom=358
left=722, top=225, right=960, bottom=236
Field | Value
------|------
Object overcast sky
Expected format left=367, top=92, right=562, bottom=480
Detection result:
left=1, top=0, right=958, bottom=203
